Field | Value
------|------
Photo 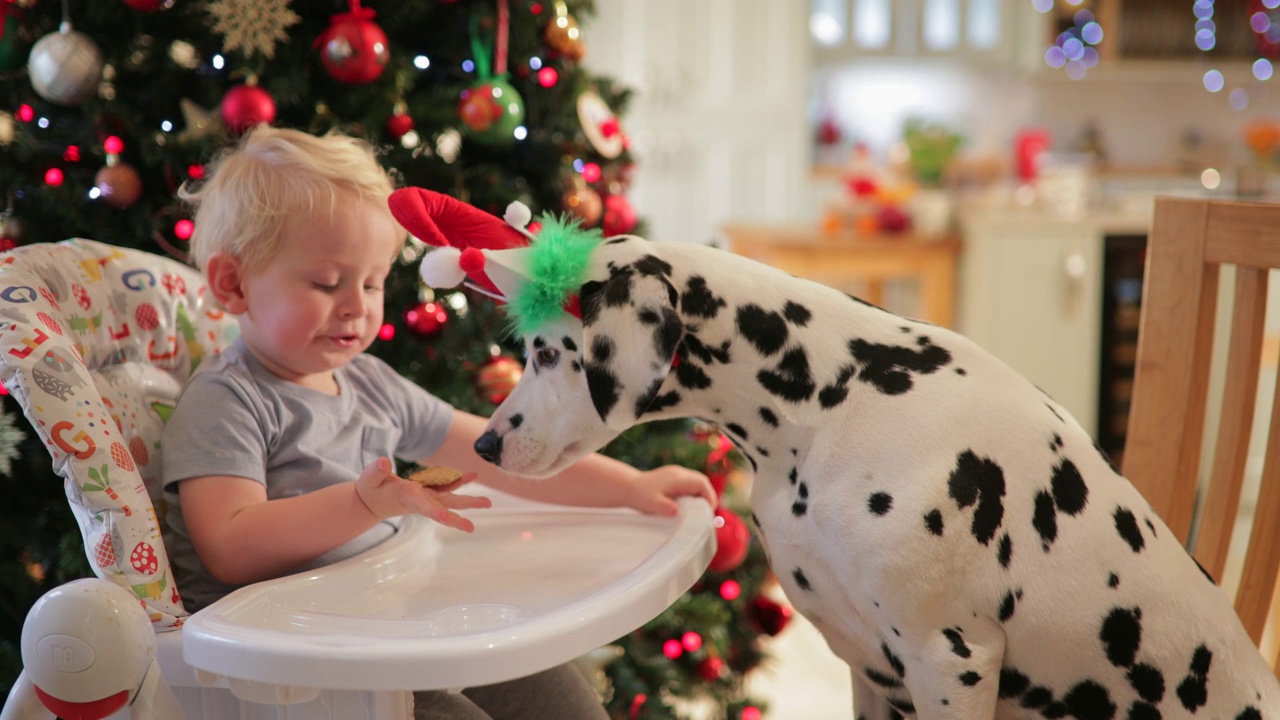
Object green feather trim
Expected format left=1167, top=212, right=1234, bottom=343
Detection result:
left=507, top=214, right=603, bottom=336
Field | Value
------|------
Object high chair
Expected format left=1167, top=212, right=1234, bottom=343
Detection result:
left=1123, top=196, right=1280, bottom=674
left=0, top=239, right=715, bottom=720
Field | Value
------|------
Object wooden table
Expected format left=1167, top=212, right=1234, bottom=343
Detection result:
left=722, top=224, right=963, bottom=328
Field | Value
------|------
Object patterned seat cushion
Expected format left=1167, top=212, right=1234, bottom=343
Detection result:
left=0, top=239, right=237, bottom=630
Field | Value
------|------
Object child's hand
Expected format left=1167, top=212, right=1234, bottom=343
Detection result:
left=626, top=465, right=717, bottom=517
left=355, top=457, right=492, bottom=532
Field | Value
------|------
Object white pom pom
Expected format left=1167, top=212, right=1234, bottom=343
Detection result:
left=419, top=246, right=466, bottom=288
left=504, top=201, right=533, bottom=230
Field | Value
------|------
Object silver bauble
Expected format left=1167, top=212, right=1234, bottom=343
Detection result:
left=28, top=22, right=104, bottom=107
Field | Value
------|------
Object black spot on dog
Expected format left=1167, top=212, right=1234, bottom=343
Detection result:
left=999, top=668, right=1029, bottom=699
left=998, top=532, right=1013, bottom=568
left=635, top=379, right=664, bottom=419
left=788, top=466, right=798, bottom=485
left=1114, top=507, right=1145, bottom=552
left=638, top=308, right=661, bottom=325
left=1144, top=517, right=1157, bottom=537
left=881, top=642, right=905, bottom=677
left=675, top=360, right=712, bottom=390
left=1193, top=556, right=1216, bottom=584
left=956, top=367, right=967, bottom=376
left=865, top=667, right=903, bottom=689
left=1093, top=437, right=1119, bottom=472
left=849, top=337, right=952, bottom=395
left=1051, top=459, right=1088, bottom=515
left=798, top=482, right=808, bottom=500
left=681, top=334, right=731, bottom=365
left=653, top=307, right=683, bottom=359
left=1176, top=645, right=1211, bottom=712
left=999, top=591, right=1017, bottom=622
left=1236, top=707, right=1262, bottom=720
left=510, top=414, right=523, bottom=428
left=754, top=445, right=769, bottom=457
left=1100, top=607, right=1143, bottom=668
left=818, top=364, right=857, bottom=408
left=1108, top=573, right=1120, bottom=588
left=1127, top=663, right=1165, bottom=703
left=562, top=336, right=577, bottom=352
left=791, top=500, right=807, bottom=517
left=757, top=347, right=816, bottom=402
left=959, top=671, right=982, bottom=687
left=532, top=337, right=546, bottom=349
left=606, top=237, right=630, bottom=245
left=571, top=360, right=582, bottom=373
left=948, top=450, right=1006, bottom=546
left=647, top=391, right=681, bottom=413
left=924, top=509, right=944, bottom=536
left=869, top=492, right=893, bottom=516
left=1033, top=490, right=1058, bottom=550
left=783, top=301, right=811, bottom=326
left=1062, top=681, right=1116, bottom=720
left=1022, top=686, right=1053, bottom=709
left=1042, top=701, right=1070, bottom=719
left=585, top=338, right=621, bottom=421
left=1051, top=433, right=1064, bottom=451
left=737, top=304, right=789, bottom=356
left=680, top=276, right=726, bottom=319
left=726, top=423, right=748, bottom=441
left=942, top=628, right=971, bottom=658
left=792, top=568, right=811, bottom=591
left=1127, top=701, right=1162, bottom=720
left=633, top=254, right=673, bottom=278
left=759, top=407, right=779, bottom=427
left=590, top=269, right=633, bottom=309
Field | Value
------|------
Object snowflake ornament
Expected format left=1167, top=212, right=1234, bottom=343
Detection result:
left=207, top=0, right=300, bottom=60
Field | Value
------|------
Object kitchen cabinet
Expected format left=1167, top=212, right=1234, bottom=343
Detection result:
left=956, top=209, right=1114, bottom=433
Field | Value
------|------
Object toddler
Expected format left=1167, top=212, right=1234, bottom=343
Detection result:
left=162, top=125, right=714, bottom=720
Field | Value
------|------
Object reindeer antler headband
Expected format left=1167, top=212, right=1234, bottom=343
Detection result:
left=388, top=188, right=602, bottom=336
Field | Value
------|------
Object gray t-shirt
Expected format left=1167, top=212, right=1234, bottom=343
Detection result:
left=162, top=339, right=453, bottom=610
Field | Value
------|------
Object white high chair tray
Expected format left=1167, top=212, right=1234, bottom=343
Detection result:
left=181, top=490, right=714, bottom=692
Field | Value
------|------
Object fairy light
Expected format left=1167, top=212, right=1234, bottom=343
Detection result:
left=662, top=639, right=682, bottom=659
left=719, top=579, right=741, bottom=600
left=414, top=55, right=430, bottom=70
left=1042, top=6, right=1102, bottom=78
left=537, top=66, right=558, bottom=87
left=63, top=146, right=80, bottom=162
left=174, top=219, right=194, bottom=240
left=15, top=104, right=33, bottom=123
left=581, top=162, right=602, bottom=183
left=104, top=136, right=124, bottom=155
left=681, top=631, right=703, bottom=652
left=378, top=323, right=396, bottom=340
left=44, top=168, right=63, bottom=186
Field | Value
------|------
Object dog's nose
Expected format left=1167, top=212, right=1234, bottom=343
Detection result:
left=474, top=430, right=504, bottom=465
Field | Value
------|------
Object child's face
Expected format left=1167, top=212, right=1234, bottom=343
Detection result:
left=237, top=195, right=400, bottom=391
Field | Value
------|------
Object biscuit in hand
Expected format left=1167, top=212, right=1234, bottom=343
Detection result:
left=408, top=466, right=465, bottom=488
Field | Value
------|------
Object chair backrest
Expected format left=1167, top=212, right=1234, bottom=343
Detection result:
left=1123, top=196, right=1280, bottom=671
left=0, top=239, right=237, bottom=630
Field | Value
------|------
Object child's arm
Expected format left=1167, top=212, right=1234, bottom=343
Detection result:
left=179, top=459, right=490, bottom=586
left=423, top=411, right=716, bottom=515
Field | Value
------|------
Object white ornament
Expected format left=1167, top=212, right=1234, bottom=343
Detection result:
left=28, top=22, right=104, bottom=107
left=576, top=90, right=624, bottom=159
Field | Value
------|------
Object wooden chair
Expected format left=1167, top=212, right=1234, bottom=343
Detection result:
left=1123, top=196, right=1280, bottom=673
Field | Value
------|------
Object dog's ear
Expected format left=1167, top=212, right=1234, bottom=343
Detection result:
left=580, top=267, right=683, bottom=430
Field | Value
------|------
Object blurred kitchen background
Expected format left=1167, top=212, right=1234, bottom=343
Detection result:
left=587, top=1, right=1280, bottom=716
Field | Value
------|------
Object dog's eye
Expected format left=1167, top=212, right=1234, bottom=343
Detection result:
left=535, top=347, right=560, bottom=369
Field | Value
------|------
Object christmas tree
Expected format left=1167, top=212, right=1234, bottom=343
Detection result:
left=0, top=1, right=792, bottom=716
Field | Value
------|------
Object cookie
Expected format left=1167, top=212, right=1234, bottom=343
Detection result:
left=408, top=466, right=464, bottom=487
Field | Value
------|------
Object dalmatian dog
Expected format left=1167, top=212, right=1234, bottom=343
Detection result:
left=388, top=189, right=1279, bottom=720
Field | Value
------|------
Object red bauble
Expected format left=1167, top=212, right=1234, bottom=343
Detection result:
left=386, top=111, right=414, bottom=140
left=602, top=193, right=637, bottom=236
left=404, top=301, right=448, bottom=338
left=317, top=0, right=390, bottom=84
left=749, top=595, right=793, bottom=636
left=476, top=355, right=523, bottom=405
left=122, top=0, right=166, bottom=9
left=708, top=507, right=750, bottom=573
left=697, top=656, right=726, bottom=682
left=220, top=83, right=276, bottom=135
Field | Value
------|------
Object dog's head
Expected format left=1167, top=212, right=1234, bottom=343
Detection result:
left=389, top=188, right=683, bottom=477
left=479, top=255, right=683, bottom=476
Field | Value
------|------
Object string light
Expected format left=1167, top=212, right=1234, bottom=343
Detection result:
left=104, top=136, right=124, bottom=155
left=681, top=631, right=702, bottom=652
left=581, top=162, right=601, bottom=183
left=378, top=323, right=396, bottom=340
left=44, top=168, right=63, bottom=187
left=174, top=219, right=194, bottom=240
left=719, top=579, right=741, bottom=600
left=662, top=639, right=682, bottom=659
left=1042, top=7, right=1101, bottom=79
left=63, top=146, right=80, bottom=162
left=15, top=105, right=33, bottom=123
left=537, top=67, right=558, bottom=87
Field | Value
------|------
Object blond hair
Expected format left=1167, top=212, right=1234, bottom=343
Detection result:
left=179, top=125, right=398, bottom=271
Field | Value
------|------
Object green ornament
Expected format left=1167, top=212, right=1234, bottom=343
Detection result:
left=0, top=12, right=25, bottom=72
left=458, top=77, right=525, bottom=147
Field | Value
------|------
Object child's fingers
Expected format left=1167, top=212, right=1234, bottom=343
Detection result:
left=434, top=471, right=480, bottom=492
left=436, top=492, right=492, bottom=510
left=360, top=457, right=395, bottom=486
